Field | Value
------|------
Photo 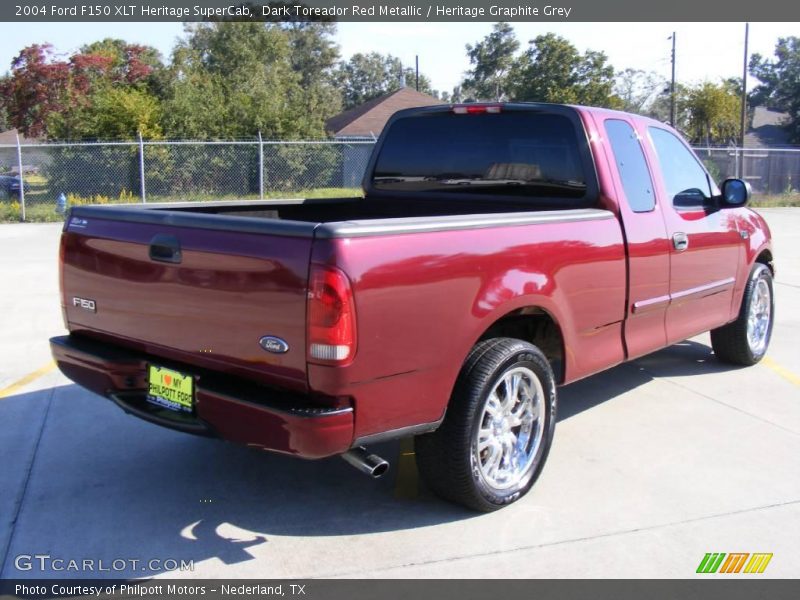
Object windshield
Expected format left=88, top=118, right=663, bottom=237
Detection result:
left=371, top=110, right=589, bottom=201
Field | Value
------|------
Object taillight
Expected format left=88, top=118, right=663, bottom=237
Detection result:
left=307, top=264, right=357, bottom=364
left=451, top=104, right=502, bottom=115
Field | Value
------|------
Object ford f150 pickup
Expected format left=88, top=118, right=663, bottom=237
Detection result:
left=51, top=103, right=775, bottom=511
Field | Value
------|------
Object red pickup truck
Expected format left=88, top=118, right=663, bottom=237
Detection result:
left=51, top=103, right=774, bottom=511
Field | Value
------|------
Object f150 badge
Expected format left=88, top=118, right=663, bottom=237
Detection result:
left=259, top=336, right=289, bottom=354
left=72, top=297, right=96, bottom=313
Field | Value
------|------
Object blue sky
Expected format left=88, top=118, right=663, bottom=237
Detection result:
left=0, top=22, right=797, bottom=94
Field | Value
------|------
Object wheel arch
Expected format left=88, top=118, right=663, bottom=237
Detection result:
left=730, top=240, right=774, bottom=322
left=473, top=305, right=567, bottom=384
left=755, top=247, right=774, bottom=275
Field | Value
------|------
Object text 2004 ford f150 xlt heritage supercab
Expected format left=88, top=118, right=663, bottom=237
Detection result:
left=51, top=103, right=775, bottom=511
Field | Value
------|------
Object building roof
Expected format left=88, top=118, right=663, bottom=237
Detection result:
left=744, top=106, right=791, bottom=148
left=0, top=128, right=41, bottom=145
left=326, top=87, right=445, bottom=138
left=0, top=129, right=20, bottom=145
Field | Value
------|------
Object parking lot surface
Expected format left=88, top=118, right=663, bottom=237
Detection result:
left=1, top=208, right=798, bottom=579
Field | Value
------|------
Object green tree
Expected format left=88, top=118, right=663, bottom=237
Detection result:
left=1, top=39, right=164, bottom=139
left=402, top=65, right=436, bottom=98
left=614, top=68, right=665, bottom=115
left=335, top=52, right=434, bottom=110
left=508, top=34, right=618, bottom=107
left=682, top=81, right=741, bottom=146
left=159, top=50, right=228, bottom=138
left=45, top=84, right=164, bottom=200
left=155, top=22, right=346, bottom=197
left=644, top=81, right=689, bottom=126
left=46, top=39, right=164, bottom=140
left=282, top=22, right=342, bottom=134
left=749, top=36, right=800, bottom=142
left=161, top=22, right=314, bottom=139
left=462, top=22, right=520, bottom=101
left=52, top=86, right=162, bottom=139
left=0, top=86, right=9, bottom=131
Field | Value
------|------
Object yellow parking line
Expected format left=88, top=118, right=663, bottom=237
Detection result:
left=0, top=361, right=56, bottom=399
left=762, top=357, right=800, bottom=387
left=394, top=437, right=419, bottom=500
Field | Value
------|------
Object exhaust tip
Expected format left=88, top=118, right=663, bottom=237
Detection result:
left=342, top=446, right=390, bottom=478
left=370, top=460, right=389, bottom=478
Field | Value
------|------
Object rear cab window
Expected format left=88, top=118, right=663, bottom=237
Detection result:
left=369, top=106, right=598, bottom=208
left=604, top=119, right=656, bottom=213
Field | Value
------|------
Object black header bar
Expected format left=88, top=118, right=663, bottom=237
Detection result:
left=2, top=0, right=799, bottom=22
left=2, top=579, right=800, bottom=600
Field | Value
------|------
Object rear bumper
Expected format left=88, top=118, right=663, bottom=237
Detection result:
left=50, top=335, right=354, bottom=459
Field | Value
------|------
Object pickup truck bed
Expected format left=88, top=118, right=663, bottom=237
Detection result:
left=55, top=199, right=620, bottom=449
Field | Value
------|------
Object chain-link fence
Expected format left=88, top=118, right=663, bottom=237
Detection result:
left=0, top=138, right=375, bottom=222
left=1, top=138, right=799, bottom=222
left=694, top=147, right=800, bottom=196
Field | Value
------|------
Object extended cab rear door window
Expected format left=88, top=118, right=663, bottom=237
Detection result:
left=370, top=108, right=596, bottom=207
left=648, top=127, right=713, bottom=209
left=604, top=119, right=655, bottom=212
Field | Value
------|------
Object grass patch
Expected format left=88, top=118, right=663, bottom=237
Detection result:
left=1, top=188, right=364, bottom=223
left=24, top=173, right=48, bottom=185
left=0, top=202, right=65, bottom=223
left=750, top=193, right=800, bottom=208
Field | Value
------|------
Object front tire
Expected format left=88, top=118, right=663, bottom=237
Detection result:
left=415, top=338, right=557, bottom=512
left=711, top=263, right=774, bottom=365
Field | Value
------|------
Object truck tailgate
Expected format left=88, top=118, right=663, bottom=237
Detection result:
left=60, top=212, right=313, bottom=390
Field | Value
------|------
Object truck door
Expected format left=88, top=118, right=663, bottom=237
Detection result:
left=602, top=117, right=672, bottom=359
left=645, top=126, right=744, bottom=344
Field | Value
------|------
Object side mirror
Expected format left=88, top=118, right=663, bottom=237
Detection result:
left=720, top=178, right=751, bottom=207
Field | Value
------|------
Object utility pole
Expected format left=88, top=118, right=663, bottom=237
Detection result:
left=257, top=131, right=264, bottom=200
left=415, top=55, right=419, bottom=91
left=740, top=23, right=749, bottom=150
left=669, top=32, right=677, bottom=126
left=15, top=133, right=25, bottom=222
left=138, top=131, right=146, bottom=203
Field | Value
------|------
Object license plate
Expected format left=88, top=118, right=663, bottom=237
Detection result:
left=147, top=365, right=194, bottom=413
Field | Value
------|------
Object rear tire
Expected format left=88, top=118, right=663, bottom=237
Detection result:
left=415, top=338, right=557, bottom=512
left=711, top=263, right=774, bottom=366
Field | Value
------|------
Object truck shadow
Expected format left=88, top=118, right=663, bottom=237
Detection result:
left=558, top=338, right=739, bottom=421
left=0, top=338, right=745, bottom=577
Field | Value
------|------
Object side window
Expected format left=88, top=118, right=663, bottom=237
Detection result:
left=605, top=119, right=655, bottom=212
left=648, top=127, right=712, bottom=208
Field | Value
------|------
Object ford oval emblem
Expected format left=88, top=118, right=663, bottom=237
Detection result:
left=259, top=336, right=289, bottom=354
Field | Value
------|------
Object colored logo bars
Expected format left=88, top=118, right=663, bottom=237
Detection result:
left=696, top=553, right=773, bottom=574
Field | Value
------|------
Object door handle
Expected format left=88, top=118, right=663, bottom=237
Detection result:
left=672, top=232, right=689, bottom=252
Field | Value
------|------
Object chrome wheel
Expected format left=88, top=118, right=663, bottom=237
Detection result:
left=474, top=366, right=545, bottom=491
left=416, top=338, right=557, bottom=511
left=747, top=277, right=771, bottom=355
